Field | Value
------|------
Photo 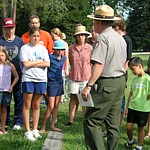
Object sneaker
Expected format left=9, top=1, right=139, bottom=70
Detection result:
left=32, top=130, right=42, bottom=139
left=24, top=131, right=36, bottom=142
left=125, top=139, right=137, bottom=148
left=66, top=121, right=73, bottom=127
left=13, top=125, right=21, bottom=130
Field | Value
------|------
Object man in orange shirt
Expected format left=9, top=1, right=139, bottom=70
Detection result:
left=21, top=15, right=53, bottom=54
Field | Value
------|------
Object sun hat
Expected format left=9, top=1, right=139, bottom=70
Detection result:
left=87, top=5, right=121, bottom=21
left=53, top=39, right=65, bottom=50
left=74, top=24, right=90, bottom=36
left=3, top=18, right=16, bottom=27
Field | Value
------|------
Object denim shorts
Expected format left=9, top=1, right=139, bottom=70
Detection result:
left=22, top=82, right=46, bottom=94
left=47, top=81, right=64, bottom=97
left=0, top=91, right=12, bottom=106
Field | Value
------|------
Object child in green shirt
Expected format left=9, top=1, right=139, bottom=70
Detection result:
left=125, top=57, right=150, bottom=150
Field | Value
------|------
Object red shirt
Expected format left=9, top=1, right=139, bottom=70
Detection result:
left=69, top=43, right=92, bottom=81
left=21, top=29, right=54, bottom=54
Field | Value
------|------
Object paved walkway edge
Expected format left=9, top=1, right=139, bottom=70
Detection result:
left=42, top=131, right=64, bottom=150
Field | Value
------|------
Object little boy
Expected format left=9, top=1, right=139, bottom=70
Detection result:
left=125, top=57, right=150, bottom=150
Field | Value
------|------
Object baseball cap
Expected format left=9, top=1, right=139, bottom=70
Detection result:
left=53, top=40, right=65, bottom=50
left=3, top=18, right=16, bottom=28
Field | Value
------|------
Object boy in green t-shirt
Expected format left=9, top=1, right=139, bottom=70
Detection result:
left=125, top=57, right=150, bottom=150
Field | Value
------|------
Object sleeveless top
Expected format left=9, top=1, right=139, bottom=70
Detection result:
left=0, top=64, right=11, bottom=91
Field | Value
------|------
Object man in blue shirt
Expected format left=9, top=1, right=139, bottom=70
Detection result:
left=0, top=18, right=24, bottom=130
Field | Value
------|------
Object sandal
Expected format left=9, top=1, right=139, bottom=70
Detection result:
left=144, top=134, right=150, bottom=139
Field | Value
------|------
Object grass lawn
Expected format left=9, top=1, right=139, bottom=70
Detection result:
left=0, top=54, right=149, bottom=150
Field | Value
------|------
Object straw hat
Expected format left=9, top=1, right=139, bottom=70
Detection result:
left=74, top=24, right=90, bottom=36
left=87, top=5, right=121, bottom=21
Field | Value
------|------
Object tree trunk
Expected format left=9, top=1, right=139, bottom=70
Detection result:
left=2, top=0, right=8, bottom=19
left=12, top=0, right=17, bottom=22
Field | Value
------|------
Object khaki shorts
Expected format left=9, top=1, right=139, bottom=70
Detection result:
left=68, top=80, right=88, bottom=94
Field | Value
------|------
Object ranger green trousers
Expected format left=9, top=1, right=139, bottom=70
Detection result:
left=83, top=75, right=126, bottom=150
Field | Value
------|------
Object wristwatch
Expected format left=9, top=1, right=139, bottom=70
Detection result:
left=86, top=83, right=93, bottom=87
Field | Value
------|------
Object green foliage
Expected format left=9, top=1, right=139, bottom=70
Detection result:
left=0, top=0, right=149, bottom=49
left=124, top=0, right=150, bottom=50
left=16, top=0, right=52, bottom=35
left=13, top=0, right=92, bottom=44
left=46, top=0, right=92, bottom=44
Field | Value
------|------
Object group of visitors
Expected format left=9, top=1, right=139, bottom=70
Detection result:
left=0, top=3, right=149, bottom=150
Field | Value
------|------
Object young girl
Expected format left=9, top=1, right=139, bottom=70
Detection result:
left=0, top=46, right=19, bottom=134
left=40, top=39, right=66, bottom=132
left=20, top=26, right=50, bottom=141
left=51, top=28, right=69, bottom=103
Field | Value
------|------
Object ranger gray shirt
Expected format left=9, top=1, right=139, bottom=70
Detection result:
left=91, top=27, right=127, bottom=77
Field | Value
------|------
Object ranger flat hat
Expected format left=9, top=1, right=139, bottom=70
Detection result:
left=87, top=5, right=121, bottom=21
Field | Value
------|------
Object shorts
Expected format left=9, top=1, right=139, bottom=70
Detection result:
left=0, top=91, right=12, bottom=106
left=127, top=108, right=149, bottom=127
left=47, top=81, right=64, bottom=97
left=121, top=95, right=125, bottom=112
left=22, top=82, right=46, bottom=94
left=68, top=80, right=88, bottom=94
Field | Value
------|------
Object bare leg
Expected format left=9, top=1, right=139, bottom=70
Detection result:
left=32, top=94, right=43, bottom=130
left=40, top=96, right=55, bottom=132
left=69, top=94, right=79, bottom=123
left=137, top=126, right=145, bottom=146
left=126, top=122, right=134, bottom=141
left=22, top=93, right=33, bottom=132
left=120, top=112, right=124, bottom=126
left=50, top=96, right=61, bottom=131
left=1, top=105, right=7, bottom=132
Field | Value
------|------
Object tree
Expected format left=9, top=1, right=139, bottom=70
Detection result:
left=15, top=0, right=92, bottom=44
left=124, top=0, right=150, bottom=51
left=46, top=0, right=92, bottom=44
